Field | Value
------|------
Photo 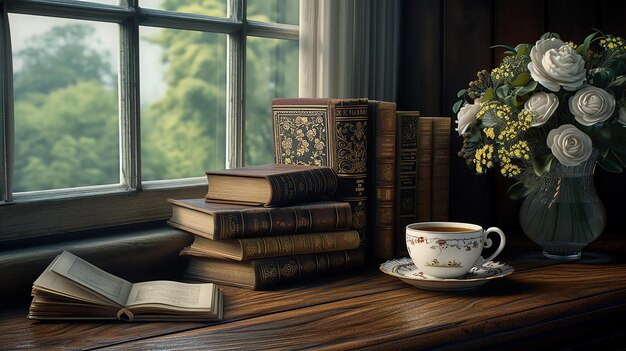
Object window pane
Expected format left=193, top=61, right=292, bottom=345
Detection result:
left=75, top=0, right=119, bottom=5
left=245, top=37, right=298, bottom=166
left=247, top=0, right=299, bottom=25
left=140, top=27, right=227, bottom=180
left=140, top=0, right=227, bottom=17
left=11, top=14, right=120, bottom=192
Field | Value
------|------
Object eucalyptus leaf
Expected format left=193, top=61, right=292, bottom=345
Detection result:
left=452, top=99, right=463, bottom=114
left=517, top=81, right=538, bottom=96
left=540, top=32, right=560, bottom=40
left=511, top=72, right=530, bottom=87
left=483, top=87, right=495, bottom=101
left=598, top=151, right=624, bottom=173
left=490, top=44, right=517, bottom=52
left=507, top=182, right=531, bottom=200
left=532, top=154, right=555, bottom=176
left=496, top=85, right=510, bottom=99
left=608, top=75, right=626, bottom=88
left=457, top=89, right=467, bottom=98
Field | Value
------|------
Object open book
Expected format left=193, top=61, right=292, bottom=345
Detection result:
left=28, top=251, right=223, bottom=321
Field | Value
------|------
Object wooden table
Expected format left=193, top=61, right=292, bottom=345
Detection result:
left=2, top=239, right=626, bottom=350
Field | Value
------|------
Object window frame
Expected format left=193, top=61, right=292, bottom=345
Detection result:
left=0, top=0, right=299, bottom=243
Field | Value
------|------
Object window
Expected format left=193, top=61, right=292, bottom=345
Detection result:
left=0, top=0, right=299, bottom=242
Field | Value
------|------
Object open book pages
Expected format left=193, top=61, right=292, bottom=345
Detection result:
left=29, top=251, right=223, bottom=321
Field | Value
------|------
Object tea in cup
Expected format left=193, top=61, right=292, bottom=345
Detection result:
left=405, top=222, right=506, bottom=279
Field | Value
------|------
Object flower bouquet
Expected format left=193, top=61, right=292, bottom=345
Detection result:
left=453, top=31, right=626, bottom=259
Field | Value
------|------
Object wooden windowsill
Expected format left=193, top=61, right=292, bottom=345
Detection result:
left=1, top=237, right=626, bottom=349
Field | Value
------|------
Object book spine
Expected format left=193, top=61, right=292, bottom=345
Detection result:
left=213, top=203, right=352, bottom=239
left=252, top=249, right=364, bottom=290
left=416, top=118, right=433, bottom=222
left=272, top=98, right=369, bottom=247
left=432, top=117, right=451, bottom=221
left=369, top=101, right=397, bottom=261
left=265, top=168, right=337, bottom=206
left=394, top=111, right=419, bottom=258
left=239, top=231, right=360, bottom=260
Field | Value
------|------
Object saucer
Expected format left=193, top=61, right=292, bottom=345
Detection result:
left=380, top=257, right=514, bottom=291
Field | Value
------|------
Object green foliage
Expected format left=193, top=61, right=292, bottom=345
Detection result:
left=13, top=0, right=299, bottom=191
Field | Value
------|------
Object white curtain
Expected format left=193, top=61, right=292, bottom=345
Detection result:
left=299, top=0, right=400, bottom=101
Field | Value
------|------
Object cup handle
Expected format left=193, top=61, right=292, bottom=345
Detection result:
left=482, top=227, right=506, bottom=263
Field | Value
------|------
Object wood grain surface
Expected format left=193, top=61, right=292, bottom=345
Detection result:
left=2, top=239, right=626, bottom=350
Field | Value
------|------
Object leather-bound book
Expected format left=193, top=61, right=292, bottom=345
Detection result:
left=204, top=164, right=337, bottom=207
left=368, top=100, right=397, bottom=261
left=181, top=230, right=360, bottom=261
left=168, top=198, right=352, bottom=240
left=272, top=98, right=369, bottom=244
left=184, top=249, right=364, bottom=290
left=394, top=111, right=420, bottom=257
left=430, top=117, right=451, bottom=221
left=416, top=117, right=433, bottom=222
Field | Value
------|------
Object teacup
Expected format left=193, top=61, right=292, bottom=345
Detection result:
left=405, top=222, right=506, bottom=279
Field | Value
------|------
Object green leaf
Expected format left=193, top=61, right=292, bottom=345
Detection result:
left=496, top=85, right=510, bottom=99
left=457, top=89, right=467, bottom=98
left=515, top=44, right=529, bottom=57
left=608, top=75, right=626, bottom=88
left=511, top=72, right=530, bottom=87
left=609, top=60, right=626, bottom=77
left=490, top=44, right=517, bottom=52
left=452, top=99, right=463, bottom=114
left=592, top=71, right=610, bottom=88
left=517, top=81, right=538, bottom=96
left=483, top=87, right=495, bottom=101
left=507, top=182, right=531, bottom=200
left=598, top=150, right=624, bottom=173
left=576, top=32, right=598, bottom=55
left=532, top=154, right=555, bottom=176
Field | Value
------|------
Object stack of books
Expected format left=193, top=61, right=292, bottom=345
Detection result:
left=169, top=164, right=364, bottom=290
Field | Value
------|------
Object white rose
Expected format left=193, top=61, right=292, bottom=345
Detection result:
left=568, top=86, right=615, bottom=126
left=619, top=106, right=626, bottom=125
left=527, top=38, right=586, bottom=92
left=524, top=92, right=559, bottom=126
left=456, top=98, right=481, bottom=136
left=547, top=124, right=593, bottom=166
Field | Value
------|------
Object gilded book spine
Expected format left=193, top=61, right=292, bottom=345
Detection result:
left=369, top=101, right=397, bottom=261
left=239, top=231, right=360, bottom=260
left=272, top=98, right=369, bottom=245
left=213, top=202, right=353, bottom=239
left=253, top=249, right=364, bottom=290
left=416, top=118, right=433, bottom=222
left=266, top=168, right=337, bottom=206
left=431, top=117, right=451, bottom=221
left=395, top=111, right=419, bottom=257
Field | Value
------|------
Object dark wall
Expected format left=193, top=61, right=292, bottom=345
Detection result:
left=398, top=0, right=626, bottom=238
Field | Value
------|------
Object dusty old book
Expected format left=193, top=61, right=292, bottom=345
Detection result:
left=272, top=98, right=369, bottom=245
left=205, top=164, right=337, bottom=207
left=395, top=110, right=420, bottom=257
left=180, top=230, right=361, bottom=261
left=184, top=249, right=364, bottom=290
left=368, top=100, right=397, bottom=261
left=28, top=251, right=223, bottom=321
left=430, top=117, right=451, bottom=221
left=168, top=198, right=352, bottom=240
left=416, top=117, right=433, bottom=222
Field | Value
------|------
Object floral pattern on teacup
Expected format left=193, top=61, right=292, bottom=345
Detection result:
left=425, top=259, right=463, bottom=268
left=407, top=235, right=482, bottom=254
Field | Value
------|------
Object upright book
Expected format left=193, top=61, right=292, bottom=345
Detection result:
left=205, top=164, right=337, bottom=207
left=368, top=100, right=397, bottom=261
left=168, top=198, right=352, bottom=240
left=395, top=111, right=420, bottom=257
left=184, top=250, right=364, bottom=290
left=430, top=117, right=451, bottom=221
left=272, top=98, right=369, bottom=243
left=416, top=117, right=433, bottom=222
left=29, top=251, right=223, bottom=321
left=181, top=230, right=361, bottom=261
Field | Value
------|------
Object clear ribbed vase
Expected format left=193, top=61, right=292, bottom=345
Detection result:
left=519, top=150, right=606, bottom=260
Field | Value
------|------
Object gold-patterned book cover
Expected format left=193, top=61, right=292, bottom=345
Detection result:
left=272, top=98, right=369, bottom=245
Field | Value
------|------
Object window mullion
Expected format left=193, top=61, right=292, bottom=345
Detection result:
left=0, top=7, right=13, bottom=202
left=119, top=0, right=140, bottom=190
left=226, top=0, right=245, bottom=169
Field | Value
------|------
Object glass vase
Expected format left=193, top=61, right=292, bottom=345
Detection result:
left=519, top=150, right=606, bottom=260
